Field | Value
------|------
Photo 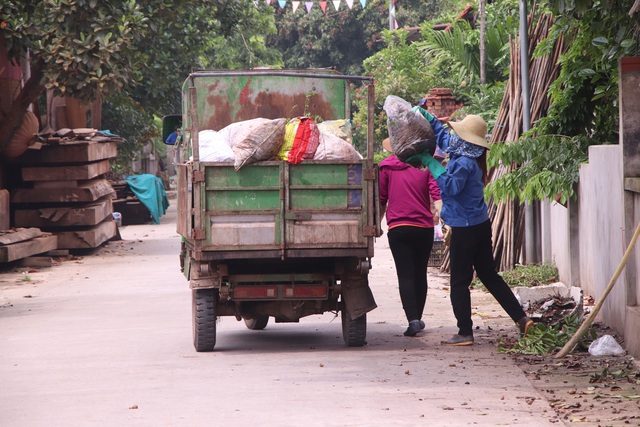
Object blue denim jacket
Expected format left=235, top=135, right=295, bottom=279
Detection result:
left=430, top=118, right=489, bottom=227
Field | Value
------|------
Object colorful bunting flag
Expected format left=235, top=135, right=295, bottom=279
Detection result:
left=256, top=0, right=370, bottom=13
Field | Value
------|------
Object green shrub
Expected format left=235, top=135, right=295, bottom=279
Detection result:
left=472, top=263, right=559, bottom=289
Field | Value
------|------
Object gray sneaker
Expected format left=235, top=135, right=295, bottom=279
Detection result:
left=404, top=320, right=422, bottom=337
left=440, top=334, right=474, bottom=346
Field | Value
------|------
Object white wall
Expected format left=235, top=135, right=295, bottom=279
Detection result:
left=547, top=145, right=630, bottom=335
left=576, top=145, right=626, bottom=330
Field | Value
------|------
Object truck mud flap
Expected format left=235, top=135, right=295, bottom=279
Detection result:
left=342, top=278, right=377, bottom=320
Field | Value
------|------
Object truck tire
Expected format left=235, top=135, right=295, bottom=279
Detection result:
left=192, top=289, right=217, bottom=352
left=341, top=310, right=367, bottom=347
left=244, top=316, right=269, bottom=330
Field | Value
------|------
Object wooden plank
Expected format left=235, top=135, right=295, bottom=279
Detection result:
left=0, top=189, right=9, bottom=230
left=54, top=219, right=117, bottom=249
left=0, top=228, right=43, bottom=245
left=14, top=198, right=113, bottom=227
left=0, top=235, right=58, bottom=263
left=18, top=256, right=53, bottom=268
left=11, top=178, right=115, bottom=204
left=33, top=181, right=79, bottom=189
left=45, top=249, right=70, bottom=257
left=14, top=141, right=118, bottom=164
left=21, top=159, right=111, bottom=182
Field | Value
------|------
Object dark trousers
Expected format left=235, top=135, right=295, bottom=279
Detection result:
left=449, top=220, right=526, bottom=336
left=388, top=226, right=434, bottom=322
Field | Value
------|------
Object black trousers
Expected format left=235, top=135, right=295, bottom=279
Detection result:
left=388, top=226, right=434, bottom=322
left=449, top=220, right=526, bottom=336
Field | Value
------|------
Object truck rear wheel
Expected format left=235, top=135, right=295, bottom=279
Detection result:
left=192, top=289, right=217, bottom=352
left=244, top=315, right=269, bottom=330
left=341, top=310, right=366, bottom=347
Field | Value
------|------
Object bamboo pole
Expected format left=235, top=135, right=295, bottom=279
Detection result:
left=441, top=10, right=566, bottom=273
left=555, top=220, right=640, bottom=358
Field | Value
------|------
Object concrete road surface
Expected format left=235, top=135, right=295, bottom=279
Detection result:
left=0, top=204, right=562, bottom=427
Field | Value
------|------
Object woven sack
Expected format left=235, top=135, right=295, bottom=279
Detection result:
left=383, top=95, right=435, bottom=162
left=6, top=111, right=38, bottom=158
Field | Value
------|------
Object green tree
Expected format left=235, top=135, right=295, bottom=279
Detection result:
left=351, top=29, right=435, bottom=153
left=487, top=1, right=640, bottom=204
left=268, top=0, right=449, bottom=76
left=0, top=0, right=281, bottom=160
left=125, top=0, right=282, bottom=115
left=0, top=0, right=146, bottom=154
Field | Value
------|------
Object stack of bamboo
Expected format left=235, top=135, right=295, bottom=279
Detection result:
left=439, top=9, right=565, bottom=272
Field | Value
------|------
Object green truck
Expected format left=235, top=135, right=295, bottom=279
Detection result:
left=165, top=70, right=380, bottom=351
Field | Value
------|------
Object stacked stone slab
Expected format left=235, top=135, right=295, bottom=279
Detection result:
left=10, top=132, right=121, bottom=249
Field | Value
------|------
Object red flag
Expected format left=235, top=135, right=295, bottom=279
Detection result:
left=320, top=1, right=327, bottom=13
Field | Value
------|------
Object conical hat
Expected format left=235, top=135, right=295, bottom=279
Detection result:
left=382, top=137, right=393, bottom=152
left=447, top=115, right=489, bottom=149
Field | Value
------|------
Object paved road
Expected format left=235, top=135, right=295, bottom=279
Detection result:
left=0, top=204, right=562, bottom=426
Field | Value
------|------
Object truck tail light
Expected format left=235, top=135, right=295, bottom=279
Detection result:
left=233, top=286, right=278, bottom=299
left=283, top=285, right=327, bottom=298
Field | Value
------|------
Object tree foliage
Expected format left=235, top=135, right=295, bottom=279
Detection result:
left=487, top=1, right=640, bottom=204
left=2, top=0, right=146, bottom=101
left=351, top=29, right=435, bottom=152
left=486, top=134, right=590, bottom=204
left=267, top=0, right=449, bottom=76
left=126, top=0, right=282, bottom=115
left=351, top=1, right=517, bottom=154
left=416, top=19, right=510, bottom=89
left=102, top=93, right=157, bottom=175
left=0, top=0, right=281, bottom=158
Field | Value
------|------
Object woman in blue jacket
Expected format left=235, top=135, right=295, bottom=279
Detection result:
left=408, top=112, right=533, bottom=346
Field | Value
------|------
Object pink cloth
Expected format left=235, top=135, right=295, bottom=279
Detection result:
left=379, top=155, right=441, bottom=229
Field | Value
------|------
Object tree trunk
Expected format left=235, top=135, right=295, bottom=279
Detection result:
left=0, top=60, right=46, bottom=156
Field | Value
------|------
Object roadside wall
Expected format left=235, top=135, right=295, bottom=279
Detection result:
left=577, top=146, right=626, bottom=330
left=544, top=145, right=637, bottom=355
left=542, top=56, right=640, bottom=357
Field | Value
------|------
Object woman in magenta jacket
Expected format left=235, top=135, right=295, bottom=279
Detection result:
left=379, top=138, right=442, bottom=337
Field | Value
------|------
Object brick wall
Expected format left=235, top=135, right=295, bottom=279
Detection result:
left=422, top=88, right=463, bottom=120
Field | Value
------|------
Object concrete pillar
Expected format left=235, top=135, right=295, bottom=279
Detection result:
left=619, top=56, right=640, bottom=357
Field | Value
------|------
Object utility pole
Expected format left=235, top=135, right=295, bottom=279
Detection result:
left=479, top=0, right=486, bottom=84
left=519, top=0, right=540, bottom=263
left=389, top=0, right=395, bottom=31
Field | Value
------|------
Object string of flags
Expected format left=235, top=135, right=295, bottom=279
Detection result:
left=255, top=0, right=368, bottom=13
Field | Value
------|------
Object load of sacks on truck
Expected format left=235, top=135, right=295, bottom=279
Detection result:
left=196, top=116, right=361, bottom=171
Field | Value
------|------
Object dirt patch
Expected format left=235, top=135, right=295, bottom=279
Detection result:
left=510, top=327, right=640, bottom=426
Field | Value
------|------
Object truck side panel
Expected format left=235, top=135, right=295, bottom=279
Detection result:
left=199, top=161, right=368, bottom=253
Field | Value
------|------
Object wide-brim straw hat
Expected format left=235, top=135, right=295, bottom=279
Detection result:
left=382, top=137, right=393, bottom=153
left=447, top=114, right=490, bottom=149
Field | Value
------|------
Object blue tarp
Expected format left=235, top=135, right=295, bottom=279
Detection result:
left=125, top=174, right=170, bottom=224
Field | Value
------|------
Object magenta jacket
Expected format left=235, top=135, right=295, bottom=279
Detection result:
left=379, top=155, right=441, bottom=230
